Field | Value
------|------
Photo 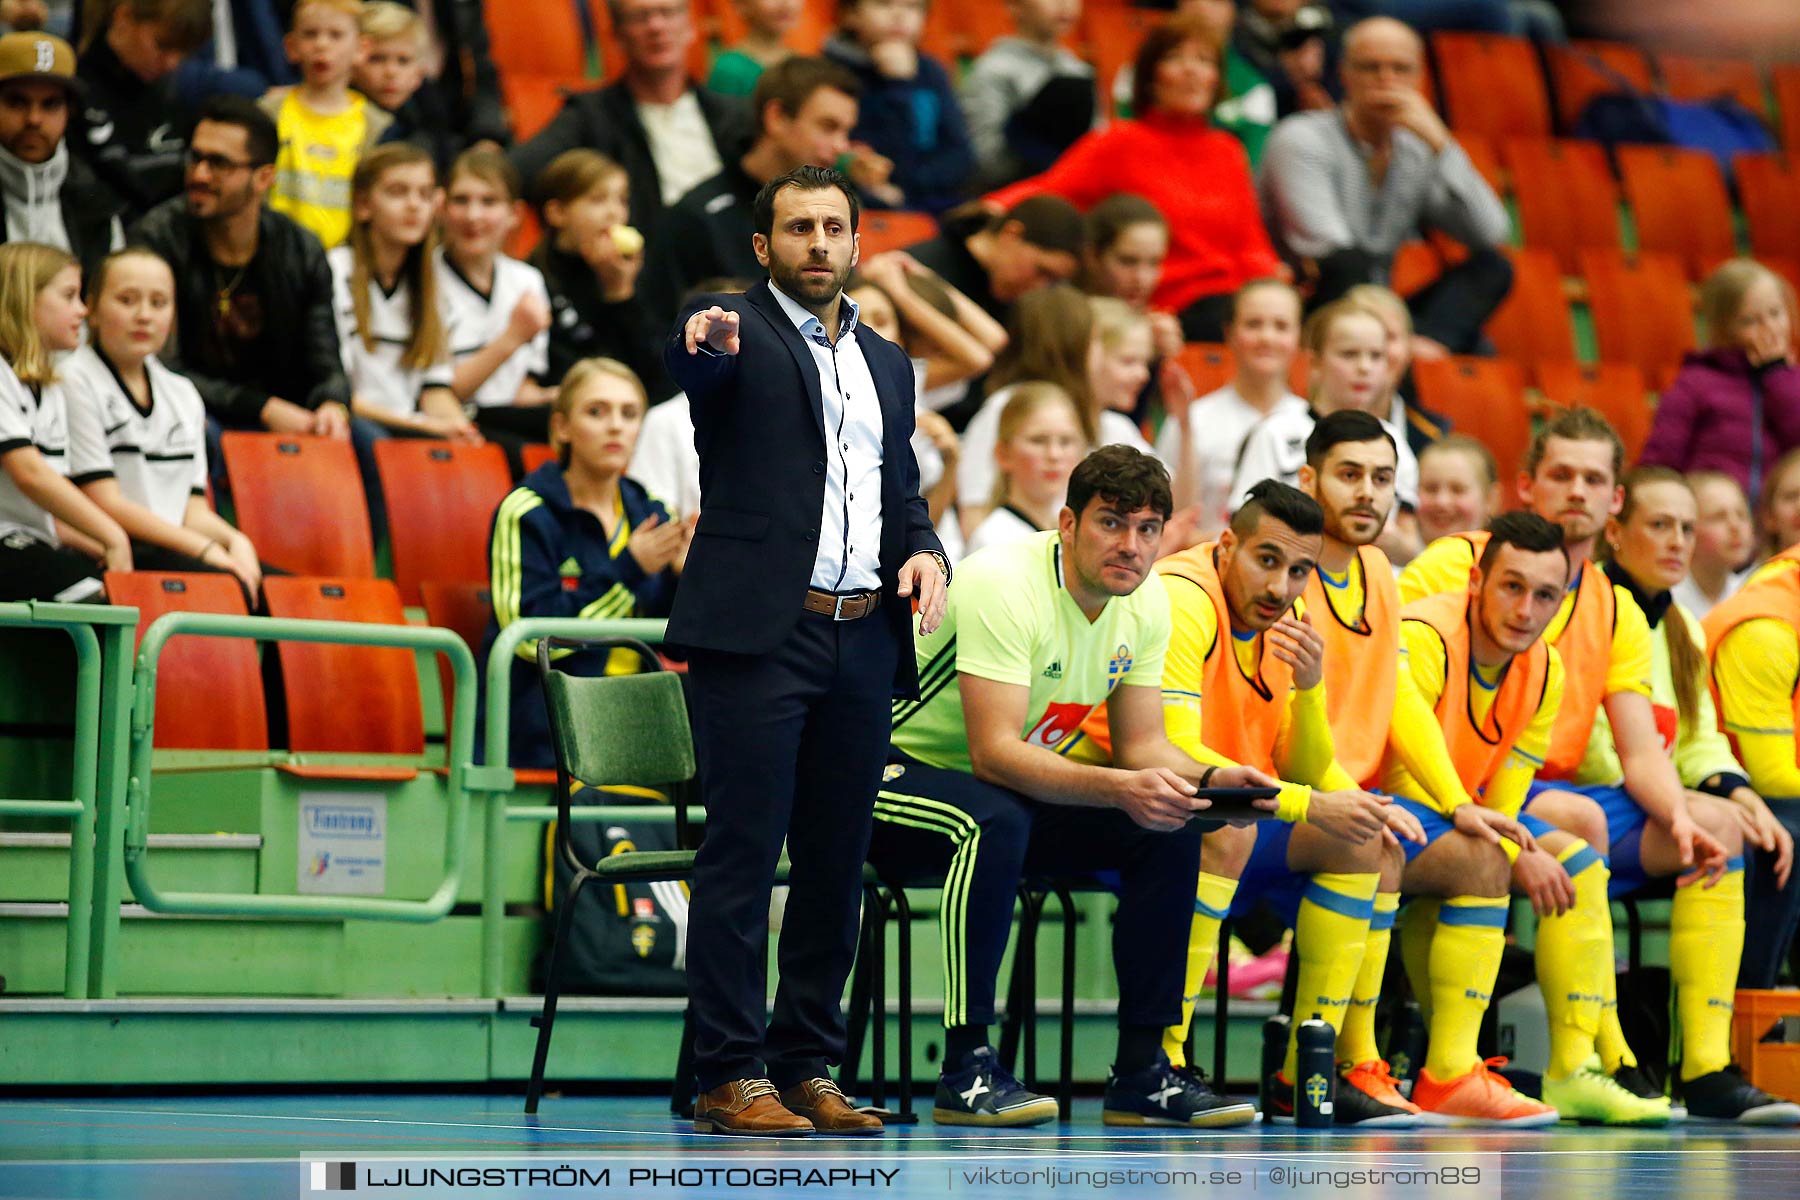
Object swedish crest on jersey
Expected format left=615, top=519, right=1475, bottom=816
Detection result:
left=1108, top=644, right=1134, bottom=684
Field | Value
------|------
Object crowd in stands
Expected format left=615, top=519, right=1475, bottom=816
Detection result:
left=3, top=0, right=1800, bottom=1128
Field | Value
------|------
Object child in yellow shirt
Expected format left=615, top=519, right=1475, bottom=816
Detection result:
left=260, top=0, right=393, bottom=248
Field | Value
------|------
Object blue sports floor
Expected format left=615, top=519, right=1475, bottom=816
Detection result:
left=3, top=1094, right=1800, bottom=1199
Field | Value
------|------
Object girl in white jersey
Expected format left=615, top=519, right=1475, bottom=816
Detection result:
left=0, top=243, right=130, bottom=602
left=963, top=382, right=1085, bottom=557
left=1157, top=280, right=1308, bottom=538
left=1231, top=297, right=1425, bottom=561
left=330, top=143, right=476, bottom=442
left=63, top=248, right=265, bottom=600
left=437, top=148, right=554, bottom=468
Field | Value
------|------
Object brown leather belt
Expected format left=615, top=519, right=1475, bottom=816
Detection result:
left=803, top=587, right=882, bottom=620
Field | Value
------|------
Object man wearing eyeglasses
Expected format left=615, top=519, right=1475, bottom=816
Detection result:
left=0, top=31, right=125, bottom=286
left=133, top=93, right=356, bottom=464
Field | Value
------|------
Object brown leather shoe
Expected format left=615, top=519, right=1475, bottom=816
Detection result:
left=693, top=1078, right=814, bottom=1136
left=780, top=1078, right=885, bottom=1135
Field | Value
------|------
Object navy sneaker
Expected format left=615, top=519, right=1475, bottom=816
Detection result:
left=1613, top=1063, right=1686, bottom=1122
left=1104, top=1053, right=1257, bottom=1128
left=932, top=1046, right=1058, bottom=1127
left=1680, top=1067, right=1800, bottom=1125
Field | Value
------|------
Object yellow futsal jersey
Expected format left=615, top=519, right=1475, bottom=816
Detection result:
left=1705, top=550, right=1800, bottom=797
left=1382, top=594, right=1564, bottom=818
left=1143, top=541, right=1354, bottom=822
left=889, top=531, right=1170, bottom=775
left=1399, top=532, right=1650, bottom=782
left=1306, top=548, right=1477, bottom=811
left=265, top=89, right=377, bottom=249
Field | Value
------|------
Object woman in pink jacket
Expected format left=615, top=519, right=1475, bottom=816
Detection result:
left=1640, top=259, right=1800, bottom=497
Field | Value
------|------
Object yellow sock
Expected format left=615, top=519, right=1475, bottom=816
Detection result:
left=1163, top=871, right=1239, bottom=1068
left=1673, top=857, right=1747, bottom=1082
left=1284, top=872, right=1378, bottom=1078
left=1339, top=890, right=1399, bottom=1066
left=1398, top=896, right=1441, bottom=1026
left=1423, top=895, right=1508, bottom=1081
left=1595, top=960, right=1638, bottom=1072
left=1535, top=841, right=1611, bottom=1079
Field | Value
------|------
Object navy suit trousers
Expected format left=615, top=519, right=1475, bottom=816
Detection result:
left=684, top=606, right=900, bottom=1091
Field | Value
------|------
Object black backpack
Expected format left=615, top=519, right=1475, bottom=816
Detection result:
left=541, top=804, right=690, bottom=997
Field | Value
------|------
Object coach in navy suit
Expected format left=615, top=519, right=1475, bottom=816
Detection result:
left=664, top=165, right=948, bottom=1137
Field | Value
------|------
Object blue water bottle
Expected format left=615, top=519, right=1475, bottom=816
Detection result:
left=1294, top=1013, right=1335, bottom=1128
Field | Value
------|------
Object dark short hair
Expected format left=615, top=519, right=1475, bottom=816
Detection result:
left=1230, top=479, right=1325, bottom=538
left=1523, top=405, right=1625, bottom=480
left=753, top=164, right=859, bottom=239
left=1479, top=511, right=1569, bottom=575
left=1002, top=193, right=1085, bottom=257
left=196, top=94, right=277, bottom=166
left=1067, top=445, right=1173, bottom=522
left=1305, top=409, right=1396, bottom=469
left=751, top=55, right=860, bottom=135
left=1084, top=192, right=1164, bottom=255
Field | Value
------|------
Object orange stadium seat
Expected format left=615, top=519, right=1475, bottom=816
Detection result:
left=1176, top=343, right=1236, bottom=397
left=1774, top=65, right=1800, bottom=151
left=1084, top=4, right=1158, bottom=116
left=1485, top=247, right=1575, bottom=364
left=1735, top=153, right=1800, bottom=266
left=1580, top=249, right=1696, bottom=379
left=420, top=580, right=495, bottom=726
left=263, top=577, right=424, bottom=760
left=506, top=206, right=543, bottom=261
left=1413, top=356, right=1533, bottom=483
left=1457, top=132, right=1505, bottom=196
left=486, top=0, right=586, bottom=81
left=374, top=441, right=514, bottom=606
left=1502, top=137, right=1621, bottom=274
left=1431, top=33, right=1552, bottom=140
left=1544, top=39, right=1654, bottom=133
left=912, top=2, right=959, bottom=65
left=1390, top=241, right=1445, bottom=297
left=1658, top=53, right=1766, bottom=119
left=1617, top=145, right=1736, bottom=281
left=521, top=443, right=558, bottom=474
left=858, top=210, right=940, bottom=256
left=1534, top=361, right=1651, bottom=462
left=102, top=572, right=267, bottom=752
left=501, top=75, right=577, bottom=144
left=220, top=433, right=375, bottom=579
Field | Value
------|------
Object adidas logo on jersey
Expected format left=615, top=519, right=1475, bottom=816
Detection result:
left=1042, top=660, right=1063, bottom=679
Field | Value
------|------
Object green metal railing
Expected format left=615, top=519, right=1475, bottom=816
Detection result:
left=118, top=612, right=477, bottom=924
left=0, top=601, right=137, bottom=998
left=467, top=616, right=687, bottom=997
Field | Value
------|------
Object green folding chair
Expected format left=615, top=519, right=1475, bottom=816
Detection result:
left=525, top=635, right=697, bottom=1114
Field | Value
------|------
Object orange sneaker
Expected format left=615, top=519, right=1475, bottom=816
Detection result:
left=1413, top=1058, right=1559, bottom=1128
left=1339, top=1060, right=1422, bottom=1126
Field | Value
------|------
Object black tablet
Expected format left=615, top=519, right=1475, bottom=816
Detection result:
left=1194, top=786, right=1283, bottom=822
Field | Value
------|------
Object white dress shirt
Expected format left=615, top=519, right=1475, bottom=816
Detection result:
left=767, top=283, right=886, bottom=592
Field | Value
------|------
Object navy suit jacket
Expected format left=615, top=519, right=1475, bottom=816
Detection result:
left=662, top=280, right=943, bottom=697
